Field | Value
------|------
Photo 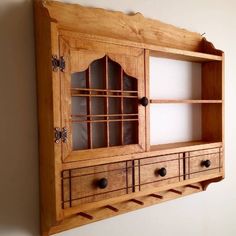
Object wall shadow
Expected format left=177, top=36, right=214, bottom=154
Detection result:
left=0, top=0, right=39, bottom=235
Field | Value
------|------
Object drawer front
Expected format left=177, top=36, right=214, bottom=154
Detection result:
left=187, top=147, right=223, bottom=179
left=139, top=153, right=184, bottom=191
left=62, top=161, right=133, bottom=208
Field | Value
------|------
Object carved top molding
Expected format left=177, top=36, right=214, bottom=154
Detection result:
left=37, top=0, right=222, bottom=55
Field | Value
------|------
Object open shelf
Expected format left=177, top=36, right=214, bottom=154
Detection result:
left=149, top=46, right=222, bottom=62
left=150, top=99, right=222, bottom=104
left=150, top=56, right=222, bottom=101
left=150, top=141, right=222, bottom=152
left=150, top=103, right=222, bottom=147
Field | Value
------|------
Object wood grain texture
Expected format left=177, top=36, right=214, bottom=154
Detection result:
left=62, top=162, right=132, bottom=206
left=60, top=35, right=146, bottom=162
left=34, top=2, right=63, bottom=235
left=61, top=173, right=222, bottom=222
left=43, top=1, right=204, bottom=52
left=34, top=1, right=224, bottom=235
left=202, top=104, right=222, bottom=141
left=186, top=148, right=223, bottom=179
left=139, top=154, right=184, bottom=190
left=150, top=46, right=222, bottom=62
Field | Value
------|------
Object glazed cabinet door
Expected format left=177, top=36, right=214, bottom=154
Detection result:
left=59, top=34, right=146, bottom=162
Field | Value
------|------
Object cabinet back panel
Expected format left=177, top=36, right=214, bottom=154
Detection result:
left=150, top=57, right=202, bottom=100
left=150, top=104, right=202, bottom=145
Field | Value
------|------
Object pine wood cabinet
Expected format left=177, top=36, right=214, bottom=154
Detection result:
left=34, top=1, right=224, bottom=235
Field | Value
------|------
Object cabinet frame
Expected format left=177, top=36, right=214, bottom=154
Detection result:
left=34, top=1, right=225, bottom=235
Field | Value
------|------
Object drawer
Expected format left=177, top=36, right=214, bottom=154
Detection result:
left=139, top=153, right=184, bottom=191
left=187, top=147, right=222, bottom=179
left=62, top=161, right=133, bottom=208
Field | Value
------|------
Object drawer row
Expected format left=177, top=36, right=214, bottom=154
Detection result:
left=62, top=147, right=223, bottom=209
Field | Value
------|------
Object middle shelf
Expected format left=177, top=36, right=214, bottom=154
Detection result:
left=150, top=99, right=223, bottom=104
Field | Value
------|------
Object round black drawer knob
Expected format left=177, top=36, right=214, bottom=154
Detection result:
left=97, top=178, right=108, bottom=189
left=140, top=97, right=149, bottom=107
left=201, top=160, right=211, bottom=168
left=158, top=167, right=167, bottom=177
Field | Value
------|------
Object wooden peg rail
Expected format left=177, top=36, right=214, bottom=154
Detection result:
left=50, top=181, right=207, bottom=235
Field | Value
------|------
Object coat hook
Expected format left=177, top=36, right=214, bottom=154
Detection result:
left=77, top=212, right=94, bottom=220
left=149, top=193, right=163, bottom=199
left=169, top=189, right=182, bottom=195
left=201, top=32, right=206, bottom=36
left=130, top=199, right=144, bottom=205
left=186, top=184, right=201, bottom=190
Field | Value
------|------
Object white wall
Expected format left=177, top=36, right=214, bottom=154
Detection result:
left=0, top=0, right=236, bottom=235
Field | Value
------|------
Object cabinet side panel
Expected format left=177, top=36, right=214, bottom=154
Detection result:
left=34, top=2, right=62, bottom=235
left=202, top=61, right=223, bottom=142
left=202, top=61, right=222, bottom=100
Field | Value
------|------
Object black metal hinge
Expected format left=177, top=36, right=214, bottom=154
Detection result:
left=52, top=55, right=65, bottom=72
left=55, top=127, right=67, bottom=143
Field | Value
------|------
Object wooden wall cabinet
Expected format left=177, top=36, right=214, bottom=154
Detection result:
left=34, top=1, right=224, bottom=235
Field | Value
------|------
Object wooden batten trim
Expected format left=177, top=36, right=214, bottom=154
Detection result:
left=63, top=173, right=223, bottom=217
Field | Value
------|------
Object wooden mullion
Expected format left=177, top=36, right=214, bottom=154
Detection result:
left=72, top=118, right=139, bottom=123
left=120, top=68, right=124, bottom=145
left=86, top=67, right=92, bottom=149
left=104, top=56, right=109, bottom=147
left=71, top=94, right=138, bottom=98
left=71, top=88, right=138, bottom=93
left=72, top=113, right=138, bottom=118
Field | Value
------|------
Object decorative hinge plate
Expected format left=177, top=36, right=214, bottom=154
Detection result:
left=52, top=55, right=65, bottom=72
left=55, top=127, right=67, bottom=143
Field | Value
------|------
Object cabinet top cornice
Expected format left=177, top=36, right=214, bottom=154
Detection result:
left=36, top=0, right=222, bottom=55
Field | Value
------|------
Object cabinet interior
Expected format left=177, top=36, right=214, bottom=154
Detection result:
left=149, top=53, right=222, bottom=150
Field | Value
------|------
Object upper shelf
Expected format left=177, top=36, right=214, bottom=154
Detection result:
left=149, top=46, right=222, bottom=62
